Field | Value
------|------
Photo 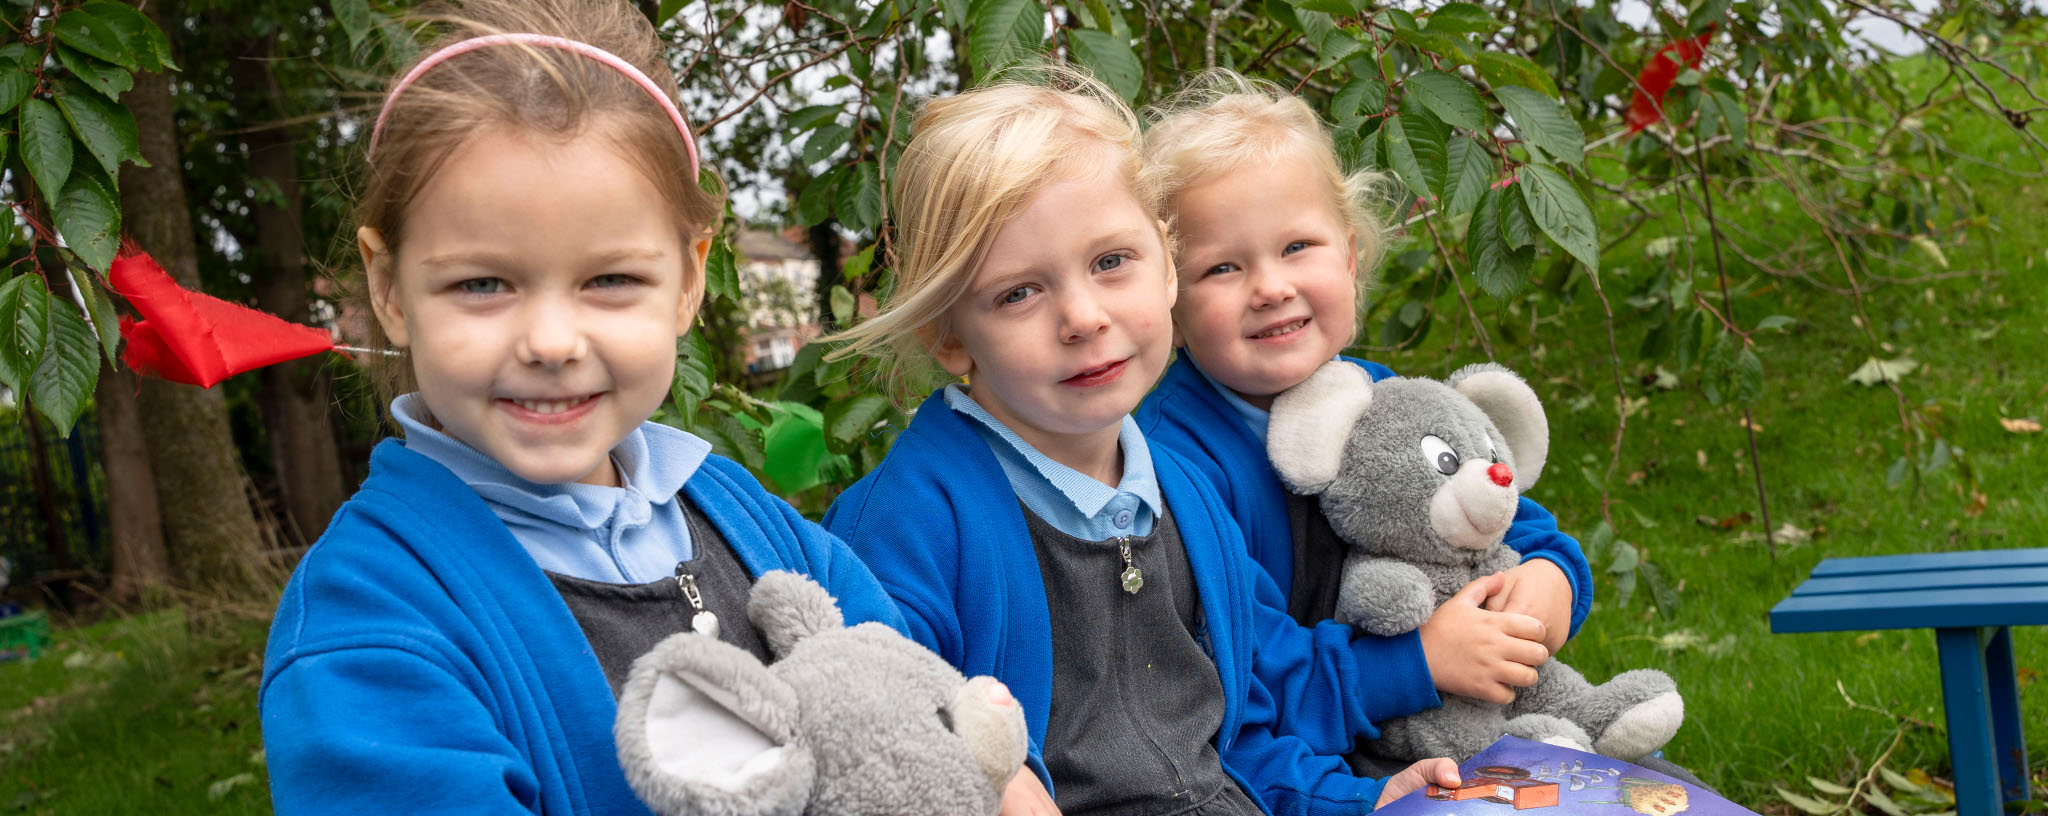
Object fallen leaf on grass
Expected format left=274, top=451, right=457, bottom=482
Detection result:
left=1847, top=356, right=1918, bottom=386
left=1693, top=511, right=1753, bottom=530
left=208, top=772, right=257, bottom=801
left=1855, top=631, right=1883, bottom=646
left=1773, top=523, right=1812, bottom=543
left=2000, top=417, right=2042, bottom=433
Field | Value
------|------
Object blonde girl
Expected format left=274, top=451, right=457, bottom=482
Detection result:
left=1136, top=69, right=1597, bottom=772
left=823, top=69, right=1456, bottom=816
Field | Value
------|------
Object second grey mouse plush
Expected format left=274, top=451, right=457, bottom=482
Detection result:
left=614, top=571, right=1028, bottom=816
left=1267, top=361, right=1683, bottom=764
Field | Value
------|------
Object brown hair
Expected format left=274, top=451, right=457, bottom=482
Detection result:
left=354, top=0, right=723, bottom=402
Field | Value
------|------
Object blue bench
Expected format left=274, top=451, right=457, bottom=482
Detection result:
left=1770, top=548, right=2047, bottom=816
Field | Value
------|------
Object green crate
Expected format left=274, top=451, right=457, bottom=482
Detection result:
left=0, top=609, right=49, bottom=662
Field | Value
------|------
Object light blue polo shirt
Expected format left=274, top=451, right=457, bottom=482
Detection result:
left=942, top=384, right=1164, bottom=539
left=391, top=393, right=711, bottom=584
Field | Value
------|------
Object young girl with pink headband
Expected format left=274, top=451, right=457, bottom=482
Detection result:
left=258, top=2, right=917, bottom=811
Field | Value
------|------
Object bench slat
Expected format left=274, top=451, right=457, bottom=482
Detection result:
left=1790, top=566, right=2048, bottom=598
left=1770, top=586, right=2048, bottom=633
left=1808, top=548, right=2048, bottom=577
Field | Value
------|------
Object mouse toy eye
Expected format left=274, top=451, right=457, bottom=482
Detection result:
left=1420, top=435, right=1459, bottom=476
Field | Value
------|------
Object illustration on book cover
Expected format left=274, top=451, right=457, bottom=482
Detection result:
left=1380, top=736, right=1755, bottom=816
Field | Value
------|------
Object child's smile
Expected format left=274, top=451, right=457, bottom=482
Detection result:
left=934, top=165, right=1176, bottom=482
left=1171, top=154, right=1359, bottom=409
left=365, top=125, right=705, bottom=487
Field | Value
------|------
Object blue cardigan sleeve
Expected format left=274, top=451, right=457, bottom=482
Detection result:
left=1501, top=497, right=1595, bottom=638
left=1225, top=643, right=1391, bottom=815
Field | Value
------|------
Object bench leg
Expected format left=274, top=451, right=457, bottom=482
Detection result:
left=1983, top=626, right=2028, bottom=806
left=1936, top=627, right=2001, bottom=816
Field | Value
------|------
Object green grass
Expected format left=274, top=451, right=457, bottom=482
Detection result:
left=0, top=609, right=272, bottom=815
left=1365, top=52, right=2048, bottom=810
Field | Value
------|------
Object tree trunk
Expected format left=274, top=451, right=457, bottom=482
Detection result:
left=808, top=220, right=844, bottom=327
left=119, top=4, right=272, bottom=595
left=233, top=32, right=346, bottom=546
left=95, top=362, right=170, bottom=607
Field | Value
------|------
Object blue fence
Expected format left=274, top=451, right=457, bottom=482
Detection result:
left=0, top=411, right=108, bottom=600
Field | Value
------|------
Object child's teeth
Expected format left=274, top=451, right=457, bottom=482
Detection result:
left=517, top=397, right=584, bottom=414
left=1256, top=319, right=1305, bottom=339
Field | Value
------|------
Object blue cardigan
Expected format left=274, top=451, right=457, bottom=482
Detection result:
left=261, top=438, right=904, bottom=815
left=825, top=394, right=1438, bottom=815
left=1137, top=355, right=1596, bottom=641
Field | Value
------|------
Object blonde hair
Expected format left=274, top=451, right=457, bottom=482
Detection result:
left=354, top=0, right=724, bottom=403
left=825, top=67, right=1162, bottom=401
left=1143, top=69, right=1390, bottom=309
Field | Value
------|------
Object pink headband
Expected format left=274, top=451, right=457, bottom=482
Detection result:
left=368, top=32, right=700, bottom=176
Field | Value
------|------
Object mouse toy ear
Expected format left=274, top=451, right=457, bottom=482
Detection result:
left=615, top=632, right=814, bottom=816
left=1447, top=363, right=1548, bottom=490
left=1267, top=361, right=1376, bottom=494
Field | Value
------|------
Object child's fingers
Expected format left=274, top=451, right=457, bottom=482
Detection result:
left=1494, top=610, right=1548, bottom=647
left=1420, top=757, right=1461, bottom=788
left=1376, top=757, right=1462, bottom=808
left=1498, top=629, right=1550, bottom=670
left=1451, top=572, right=1507, bottom=607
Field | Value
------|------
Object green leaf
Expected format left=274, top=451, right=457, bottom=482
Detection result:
left=57, top=44, right=134, bottom=101
left=30, top=297, right=98, bottom=436
left=1732, top=348, right=1762, bottom=403
left=55, top=174, right=121, bottom=274
left=1297, top=10, right=1365, bottom=67
left=0, top=60, right=33, bottom=118
left=1423, top=2, right=1501, bottom=34
left=1863, top=787, right=1909, bottom=816
left=1473, top=51, right=1560, bottom=99
left=1331, top=75, right=1387, bottom=124
left=57, top=83, right=143, bottom=176
left=824, top=392, right=891, bottom=443
left=1688, top=0, right=1734, bottom=33
left=843, top=244, right=876, bottom=282
left=1755, top=314, right=1795, bottom=332
left=1707, top=90, right=1747, bottom=148
left=1405, top=70, right=1487, bottom=132
left=54, top=8, right=136, bottom=69
left=1607, top=541, right=1640, bottom=573
left=67, top=266, right=120, bottom=364
left=1081, top=0, right=1131, bottom=38
left=967, top=0, right=1044, bottom=77
left=671, top=333, right=715, bottom=416
left=1380, top=299, right=1430, bottom=349
left=1442, top=136, right=1492, bottom=218
left=655, top=0, right=689, bottom=25
left=857, top=0, right=899, bottom=38
left=1806, top=778, right=1853, bottom=796
left=835, top=161, right=883, bottom=235
left=1382, top=114, right=1446, bottom=202
left=1518, top=164, right=1600, bottom=271
left=785, top=104, right=841, bottom=134
left=795, top=167, right=842, bottom=227
left=703, top=238, right=739, bottom=302
left=1068, top=30, right=1141, bottom=102
left=1640, top=559, right=1679, bottom=613
left=801, top=123, right=850, bottom=166
left=761, top=401, right=829, bottom=493
left=1877, top=768, right=1925, bottom=794
left=80, top=1, right=165, bottom=71
left=830, top=285, right=856, bottom=326
left=697, top=413, right=766, bottom=471
left=1467, top=188, right=1529, bottom=298
left=1885, top=455, right=1911, bottom=489
left=1910, top=235, right=1948, bottom=270
left=0, top=275, right=53, bottom=395
left=1499, top=183, right=1536, bottom=249
left=1496, top=85, right=1585, bottom=166
left=20, top=99, right=76, bottom=206
left=1391, top=27, right=1472, bottom=65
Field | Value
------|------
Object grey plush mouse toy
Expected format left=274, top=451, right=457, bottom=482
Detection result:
left=614, top=571, right=1029, bottom=816
left=1267, top=361, right=1683, bottom=764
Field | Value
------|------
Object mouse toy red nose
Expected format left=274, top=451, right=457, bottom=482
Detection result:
left=1488, top=463, right=1514, bottom=487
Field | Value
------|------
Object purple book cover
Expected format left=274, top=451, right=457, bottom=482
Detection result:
left=1374, top=736, right=1755, bottom=816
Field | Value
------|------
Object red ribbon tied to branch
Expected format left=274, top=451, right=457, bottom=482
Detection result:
left=108, top=249, right=338, bottom=389
left=1626, top=27, right=1716, bottom=133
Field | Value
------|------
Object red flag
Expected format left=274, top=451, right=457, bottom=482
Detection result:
left=1626, top=28, right=1715, bottom=133
left=108, top=250, right=337, bottom=388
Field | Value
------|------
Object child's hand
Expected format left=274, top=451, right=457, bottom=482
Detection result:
left=1483, top=560, right=1574, bottom=654
left=1420, top=573, right=1548, bottom=705
left=1000, top=766, right=1062, bottom=816
left=1376, top=757, right=1460, bottom=808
